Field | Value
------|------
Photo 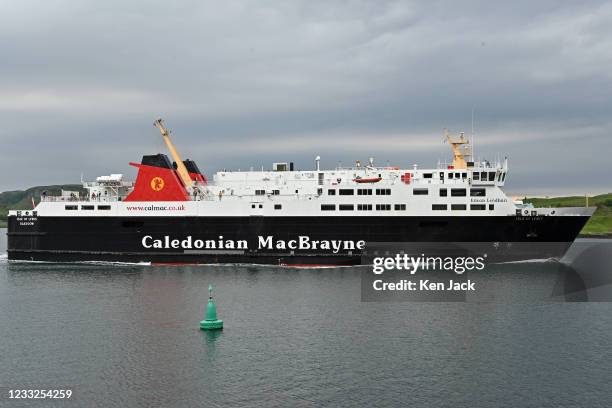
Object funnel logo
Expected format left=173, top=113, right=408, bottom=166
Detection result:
left=150, top=177, right=165, bottom=191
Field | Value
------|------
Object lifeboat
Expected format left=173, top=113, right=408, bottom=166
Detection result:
left=353, top=177, right=382, bottom=183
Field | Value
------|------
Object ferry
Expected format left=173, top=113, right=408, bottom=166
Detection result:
left=7, top=119, right=594, bottom=265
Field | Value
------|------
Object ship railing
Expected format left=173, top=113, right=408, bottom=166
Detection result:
left=82, top=181, right=134, bottom=188
left=40, top=195, right=129, bottom=202
left=437, top=161, right=502, bottom=170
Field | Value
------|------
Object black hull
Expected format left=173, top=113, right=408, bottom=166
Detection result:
left=7, top=215, right=590, bottom=265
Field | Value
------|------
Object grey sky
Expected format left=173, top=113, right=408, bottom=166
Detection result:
left=1, top=0, right=611, bottom=195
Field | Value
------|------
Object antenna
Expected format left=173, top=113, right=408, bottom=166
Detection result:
left=471, top=108, right=475, bottom=162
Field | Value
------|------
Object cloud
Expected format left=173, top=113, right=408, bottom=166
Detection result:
left=0, top=0, right=611, bottom=195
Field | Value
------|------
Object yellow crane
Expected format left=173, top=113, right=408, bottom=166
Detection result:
left=153, top=118, right=193, bottom=188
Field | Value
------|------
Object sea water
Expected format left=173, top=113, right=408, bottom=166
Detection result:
left=1, top=228, right=612, bottom=407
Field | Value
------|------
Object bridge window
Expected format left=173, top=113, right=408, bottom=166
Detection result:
left=470, top=188, right=486, bottom=197
left=394, top=204, right=406, bottom=210
left=432, top=204, right=447, bottom=210
left=481, top=171, right=487, bottom=180
left=339, top=189, right=354, bottom=195
left=473, top=172, right=480, bottom=181
left=439, top=188, right=447, bottom=197
left=357, top=204, right=372, bottom=211
left=488, top=172, right=496, bottom=181
left=451, top=204, right=467, bottom=211
left=501, top=172, right=507, bottom=182
left=451, top=188, right=466, bottom=197
left=321, top=204, right=336, bottom=211
left=448, top=173, right=454, bottom=179
left=413, top=188, right=428, bottom=195
left=470, top=204, right=486, bottom=210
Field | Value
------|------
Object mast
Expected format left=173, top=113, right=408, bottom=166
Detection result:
left=471, top=108, right=475, bottom=163
left=153, top=118, right=193, bottom=188
left=444, top=128, right=471, bottom=169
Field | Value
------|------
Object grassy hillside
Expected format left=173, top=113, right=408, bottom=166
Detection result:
left=524, top=193, right=612, bottom=236
left=0, top=184, right=85, bottom=227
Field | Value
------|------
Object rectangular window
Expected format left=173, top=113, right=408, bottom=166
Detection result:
left=81, top=205, right=94, bottom=210
left=472, top=172, right=480, bottom=181
left=432, top=204, right=447, bottom=211
left=470, top=204, right=486, bottom=210
left=255, top=189, right=266, bottom=196
left=451, top=188, right=466, bottom=197
left=470, top=188, right=486, bottom=197
left=413, top=188, right=428, bottom=196
left=375, top=189, right=391, bottom=195
left=321, top=204, right=336, bottom=211
left=328, top=189, right=336, bottom=195
left=448, top=173, right=454, bottom=179
left=339, top=189, right=354, bottom=196
left=339, top=204, right=354, bottom=211
left=462, top=172, right=467, bottom=179
left=97, top=205, right=111, bottom=210
left=489, top=204, right=495, bottom=211
left=439, top=188, right=447, bottom=197
left=501, top=172, right=507, bottom=182
left=122, top=220, right=144, bottom=228
left=376, top=204, right=391, bottom=211
left=273, top=190, right=280, bottom=195
left=488, top=172, right=496, bottom=181
left=357, top=204, right=372, bottom=211
left=423, top=173, right=433, bottom=179
left=274, top=204, right=282, bottom=210
left=394, top=204, right=406, bottom=211
left=357, top=189, right=372, bottom=195
left=481, top=171, right=487, bottom=180
left=451, top=204, right=467, bottom=211
left=455, top=172, right=460, bottom=179
left=65, top=205, right=78, bottom=210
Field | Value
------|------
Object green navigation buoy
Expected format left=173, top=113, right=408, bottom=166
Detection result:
left=200, top=284, right=223, bottom=330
